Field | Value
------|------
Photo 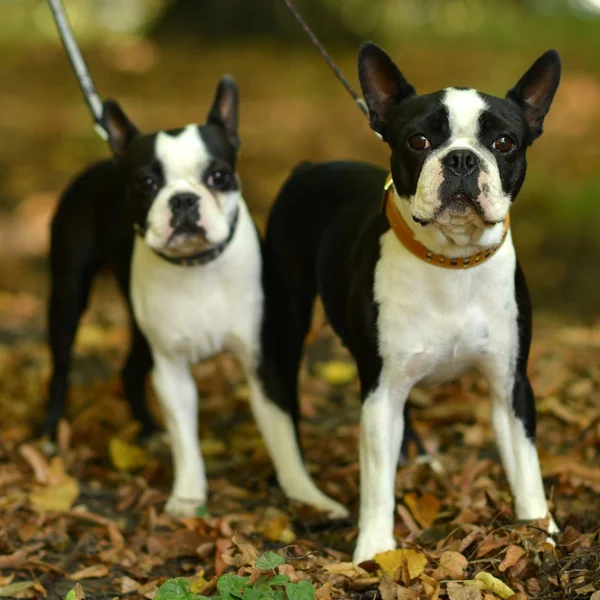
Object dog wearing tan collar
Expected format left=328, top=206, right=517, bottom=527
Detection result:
left=260, top=44, right=562, bottom=562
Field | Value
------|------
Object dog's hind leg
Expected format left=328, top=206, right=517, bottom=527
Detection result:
left=43, top=232, right=102, bottom=439
left=244, top=244, right=348, bottom=517
left=121, top=324, right=155, bottom=439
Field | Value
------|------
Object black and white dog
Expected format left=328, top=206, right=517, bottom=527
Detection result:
left=262, top=45, right=561, bottom=562
left=44, top=77, right=346, bottom=519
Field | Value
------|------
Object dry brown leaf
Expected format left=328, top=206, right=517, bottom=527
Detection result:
left=18, top=444, right=49, bottom=483
left=498, top=545, right=526, bottom=572
left=120, top=576, right=140, bottom=594
left=374, top=549, right=427, bottom=580
left=323, top=562, right=369, bottom=578
left=420, top=573, right=440, bottom=600
left=379, top=575, right=399, bottom=600
left=476, top=536, right=509, bottom=558
left=108, top=437, right=148, bottom=472
left=447, top=583, right=483, bottom=600
left=404, top=492, right=441, bottom=528
left=432, top=551, right=468, bottom=581
left=68, top=564, right=110, bottom=581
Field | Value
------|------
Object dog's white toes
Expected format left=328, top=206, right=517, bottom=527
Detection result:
left=289, top=490, right=349, bottom=519
left=547, top=514, right=560, bottom=535
left=414, top=454, right=444, bottom=475
left=164, top=495, right=207, bottom=518
left=324, top=499, right=350, bottom=519
left=353, top=532, right=396, bottom=564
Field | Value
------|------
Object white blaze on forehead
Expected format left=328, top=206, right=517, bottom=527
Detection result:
left=155, top=125, right=210, bottom=183
left=443, top=88, right=488, bottom=142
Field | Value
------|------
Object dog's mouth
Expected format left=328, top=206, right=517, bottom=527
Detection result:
left=414, top=192, right=503, bottom=228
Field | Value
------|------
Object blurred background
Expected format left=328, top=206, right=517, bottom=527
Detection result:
left=0, top=0, right=599, bottom=331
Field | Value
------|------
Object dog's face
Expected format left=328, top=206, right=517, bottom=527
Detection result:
left=102, top=76, right=241, bottom=257
left=358, top=44, right=561, bottom=227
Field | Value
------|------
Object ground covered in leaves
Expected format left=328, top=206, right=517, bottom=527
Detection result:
left=0, top=275, right=599, bottom=600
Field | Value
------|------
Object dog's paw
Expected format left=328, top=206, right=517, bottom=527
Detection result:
left=323, top=499, right=350, bottom=519
left=414, top=454, right=444, bottom=475
left=547, top=514, right=559, bottom=535
left=353, top=532, right=396, bottom=564
left=286, top=487, right=349, bottom=519
left=164, top=494, right=207, bottom=518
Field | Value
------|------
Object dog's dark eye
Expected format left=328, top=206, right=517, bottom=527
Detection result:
left=206, top=169, right=231, bottom=190
left=137, top=176, right=158, bottom=194
left=493, top=135, right=515, bottom=153
left=407, top=134, right=431, bottom=151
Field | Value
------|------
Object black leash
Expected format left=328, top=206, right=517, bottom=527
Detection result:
left=279, top=0, right=368, bottom=117
left=47, top=0, right=108, bottom=140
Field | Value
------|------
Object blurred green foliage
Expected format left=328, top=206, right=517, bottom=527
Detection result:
left=0, top=0, right=599, bottom=318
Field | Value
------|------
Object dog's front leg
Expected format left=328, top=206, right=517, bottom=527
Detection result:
left=151, top=354, right=207, bottom=517
left=485, top=363, right=558, bottom=535
left=354, top=377, right=409, bottom=563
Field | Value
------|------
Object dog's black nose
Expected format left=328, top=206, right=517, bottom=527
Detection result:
left=170, top=193, right=199, bottom=212
left=442, top=150, right=479, bottom=176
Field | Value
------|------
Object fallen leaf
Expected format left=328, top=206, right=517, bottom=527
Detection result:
left=432, top=551, right=468, bottom=581
left=19, top=444, right=49, bottom=483
left=420, top=573, right=440, bottom=600
left=374, top=549, right=428, bottom=580
left=68, top=565, right=110, bottom=581
left=0, top=581, right=35, bottom=597
left=476, top=536, right=510, bottom=558
left=323, top=562, right=369, bottom=578
left=447, top=583, right=483, bottom=600
left=29, top=476, right=79, bottom=512
left=314, top=360, right=357, bottom=386
left=108, top=437, right=148, bottom=472
left=404, top=492, right=441, bottom=528
left=464, top=572, right=515, bottom=599
left=65, top=583, right=86, bottom=600
left=498, top=545, right=526, bottom=573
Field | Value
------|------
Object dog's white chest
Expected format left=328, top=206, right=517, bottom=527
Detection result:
left=130, top=203, right=263, bottom=364
left=375, top=230, right=518, bottom=386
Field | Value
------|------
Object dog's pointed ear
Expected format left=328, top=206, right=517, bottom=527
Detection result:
left=506, top=50, right=561, bottom=142
left=358, top=42, right=416, bottom=139
left=207, top=75, right=240, bottom=150
left=102, top=100, right=139, bottom=158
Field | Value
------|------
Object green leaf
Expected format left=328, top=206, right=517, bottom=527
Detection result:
left=154, top=578, right=197, bottom=600
left=286, top=580, right=315, bottom=600
left=195, top=505, right=210, bottom=518
left=217, top=574, right=249, bottom=598
left=255, top=551, right=285, bottom=571
left=269, top=575, right=291, bottom=586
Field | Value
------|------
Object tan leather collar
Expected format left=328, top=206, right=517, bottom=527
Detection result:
left=382, top=174, right=510, bottom=269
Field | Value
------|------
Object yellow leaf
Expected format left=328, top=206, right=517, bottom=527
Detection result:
left=109, top=437, right=148, bottom=472
left=463, top=572, right=515, bottom=599
left=404, top=492, right=441, bottom=528
left=200, top=438, right=227, bottom=457
left=29, top=476, right=79, bottom=512
left=257, top=514, right=296, bottom=543
left=374, top=549, right=428, bottom=580
left=315, top=361, right=357, bottom=386
left=190, top=571, right=209, bottom=594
